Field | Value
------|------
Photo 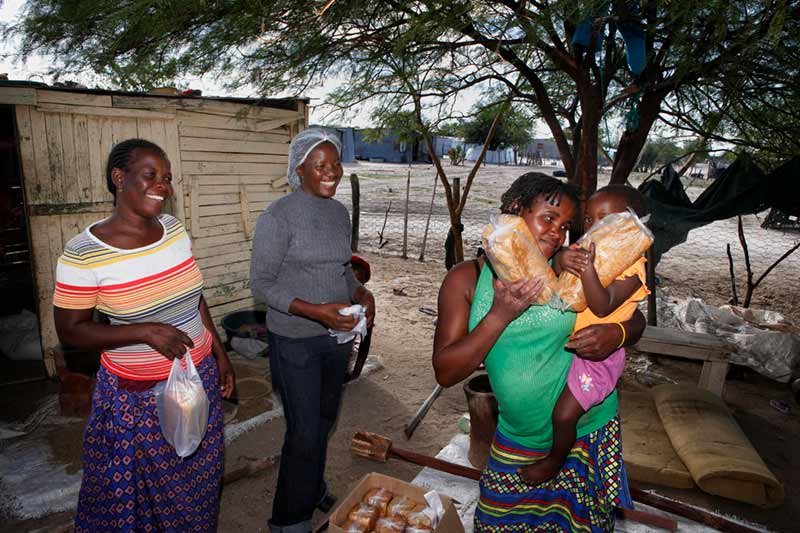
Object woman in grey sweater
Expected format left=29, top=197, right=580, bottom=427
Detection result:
left=250, top=129, right=375, bottom=533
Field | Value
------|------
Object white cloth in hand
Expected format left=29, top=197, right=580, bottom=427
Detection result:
left=328, top=304, right=367, bottom=344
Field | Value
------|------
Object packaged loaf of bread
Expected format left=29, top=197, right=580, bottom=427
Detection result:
left=405, top=527, right=433, bottom=533
left=406, top=505, right=436, bottom=529
left=339, top=518, right=369, bottom=532
left=555, top=209, right=653, bottom=312
left=481, top=214, right=558, bottom=305
left=363, top=487, right=393, bottom=516
left=347, top=503, right=379, bottom=531
left=373, top=515, right=407, bottom=533
left=386, top=496, right=417, bottom=519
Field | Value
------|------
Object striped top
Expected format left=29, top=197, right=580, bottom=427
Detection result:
left=53, top=214, right=212, bottom=380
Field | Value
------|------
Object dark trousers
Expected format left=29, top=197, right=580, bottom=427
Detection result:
left=267, top=332, right=351, bottom=531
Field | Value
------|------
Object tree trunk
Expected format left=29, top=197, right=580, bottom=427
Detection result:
left=610, top=91, right=666, bottom=184
left=574, top=122, right=599, bottom=195
left=572, top=82, right=601, bottom=197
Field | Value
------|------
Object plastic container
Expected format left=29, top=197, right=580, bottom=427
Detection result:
left=220, top=310, right=267, bottom=342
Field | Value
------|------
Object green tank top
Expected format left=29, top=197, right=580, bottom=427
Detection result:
left=468, top=264, right=618, bottom=448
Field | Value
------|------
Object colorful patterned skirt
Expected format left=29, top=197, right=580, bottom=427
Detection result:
left=475, top=416, right=631, bottom=533
left=75, top=355, right=224, bottom=532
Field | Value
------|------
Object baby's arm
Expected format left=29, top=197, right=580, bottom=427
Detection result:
left=552, top=244, right=591, bottom=276
left=581, top=243, right=643, bottom=317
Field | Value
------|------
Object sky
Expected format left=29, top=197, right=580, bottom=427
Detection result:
left=0, top=0, right=375, bottom=126
left=0, top=0, right=553, bottom=135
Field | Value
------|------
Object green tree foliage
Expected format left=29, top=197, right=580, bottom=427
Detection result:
left=460, top=102, right=532, bottom=152
left=636, top=139, right=682, bottom=172
left=6, top=0, right=798, bottom=191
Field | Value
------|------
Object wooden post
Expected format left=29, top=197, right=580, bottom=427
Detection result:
left=419, top=172, right=439, bottom=261
left=646, top=247, right=657, bottom=326
left=350, top=173, right=360, bottom=252
left=402, top=166, right=411, bottom=259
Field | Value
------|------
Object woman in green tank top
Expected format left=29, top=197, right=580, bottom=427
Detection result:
left=433, top=173, right=645, bottom=532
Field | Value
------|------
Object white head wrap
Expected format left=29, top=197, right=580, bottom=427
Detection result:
left=286, top=129, right=343, bottom=191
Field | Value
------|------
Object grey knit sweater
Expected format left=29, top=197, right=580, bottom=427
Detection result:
left=250, top=189, right=361, bottom=338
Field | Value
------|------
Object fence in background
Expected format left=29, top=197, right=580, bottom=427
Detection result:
left=338, top=171, right=800, bottom=321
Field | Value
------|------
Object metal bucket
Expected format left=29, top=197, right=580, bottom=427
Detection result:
left=463, top=373, right=499, bottom=470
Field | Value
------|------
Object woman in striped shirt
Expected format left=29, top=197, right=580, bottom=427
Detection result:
left=53, top=139, right=234, bottom=532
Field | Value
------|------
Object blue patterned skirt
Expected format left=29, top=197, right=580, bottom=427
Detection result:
left=75, top=355, right=224, bottom=532
left=475, top=416, right=632, bottom=533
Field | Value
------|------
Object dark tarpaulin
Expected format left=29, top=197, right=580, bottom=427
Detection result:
left=640, top=154, right=799, bottom=264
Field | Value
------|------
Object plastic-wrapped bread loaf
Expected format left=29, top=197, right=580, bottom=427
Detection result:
left=406, top=505, right=436, bottom=529
left=340, top=518, right=369, bottom=532
left=373, top=515, right=407, bottom=533
left=363, top=487, right=393, bottom=516
left=386, top=496, right=417, bottom=519
left=347, top=503, right=379, bottom=531
left=555, top=210, right=654, bottom=312
left=481, top=214, right=558, bottom=305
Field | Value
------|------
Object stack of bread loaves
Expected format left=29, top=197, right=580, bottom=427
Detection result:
left=481, top=214, right=559, bottom=305
left=341, top=488, right=437, bottom=532
left=555, top=210, right=654, bottom=312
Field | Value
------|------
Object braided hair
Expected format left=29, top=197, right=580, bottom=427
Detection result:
left=500, top=172, right=582, bottom=215
left=105, top=139, right=168, bottom=203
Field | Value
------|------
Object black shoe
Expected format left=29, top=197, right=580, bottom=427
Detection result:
left=316, top=492, right=337, bottom=513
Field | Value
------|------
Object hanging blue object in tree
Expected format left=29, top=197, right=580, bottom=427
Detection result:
left=625, top=92, right=641, bottom=132
left=571, top=1, right=646, bottom=76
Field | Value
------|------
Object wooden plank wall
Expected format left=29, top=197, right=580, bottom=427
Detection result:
left=6, top=86, right=306, bottom=374
left=174, top=101, right=307, bottom=321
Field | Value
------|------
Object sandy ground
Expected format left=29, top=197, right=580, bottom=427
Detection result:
left=5, top=162, right=799, bottom=532
left=9, top=250, right=798, bottom=533
left=336, top=161, right=800, bottom=324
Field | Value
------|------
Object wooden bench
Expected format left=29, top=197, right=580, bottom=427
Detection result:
left=633, top=326, right=734, bottom=397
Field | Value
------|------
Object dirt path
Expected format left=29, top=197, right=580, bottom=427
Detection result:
left=7, top=163, right=799, bottom=531
left=7, top=251, right=798, bottom=532
left=214, top=251, right=798, bottom=532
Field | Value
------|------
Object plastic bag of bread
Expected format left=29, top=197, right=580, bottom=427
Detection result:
left=347, top=503, right=379, bottom=531
left=153, top=351, right=209, bottom=458
left=386, top=496, right=416, bottom=518
left=406, top=505, right=436, bottom=529
left=373, top=515, right=407, bottom=533
left=554, top=209, right=653, bottom=312
left=363, top=487, right=393, bottom=516
left=481, top=214, right=558, bottom=305
left=405, top=527, right=433, bottom=533
left=340, top=519, right=369, bottom=532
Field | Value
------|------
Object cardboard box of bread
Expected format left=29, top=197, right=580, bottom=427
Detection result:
left=328, top=472, right=465, bottom=533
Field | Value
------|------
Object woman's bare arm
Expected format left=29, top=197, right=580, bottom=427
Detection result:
left=432, top=261, right=545, bottom=387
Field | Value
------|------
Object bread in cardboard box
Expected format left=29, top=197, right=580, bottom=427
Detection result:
left=406, top=505, right=436, bottom=529
left=363, top=487, right=393, bottom=516
left=373, top=514, right=407, bottom=533
left=347, top=503, right=379, bottom=531
left=340, top=518, right=369, bottom=532
left=386, top=496, right=417, bottom=519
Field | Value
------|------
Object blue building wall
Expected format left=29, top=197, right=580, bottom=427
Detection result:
left=353, top=130, right=413, bottom=163
left=307, top=125, right=356, bottom=163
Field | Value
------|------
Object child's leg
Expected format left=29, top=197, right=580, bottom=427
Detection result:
left=517, top=387, right=585, bottom=486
